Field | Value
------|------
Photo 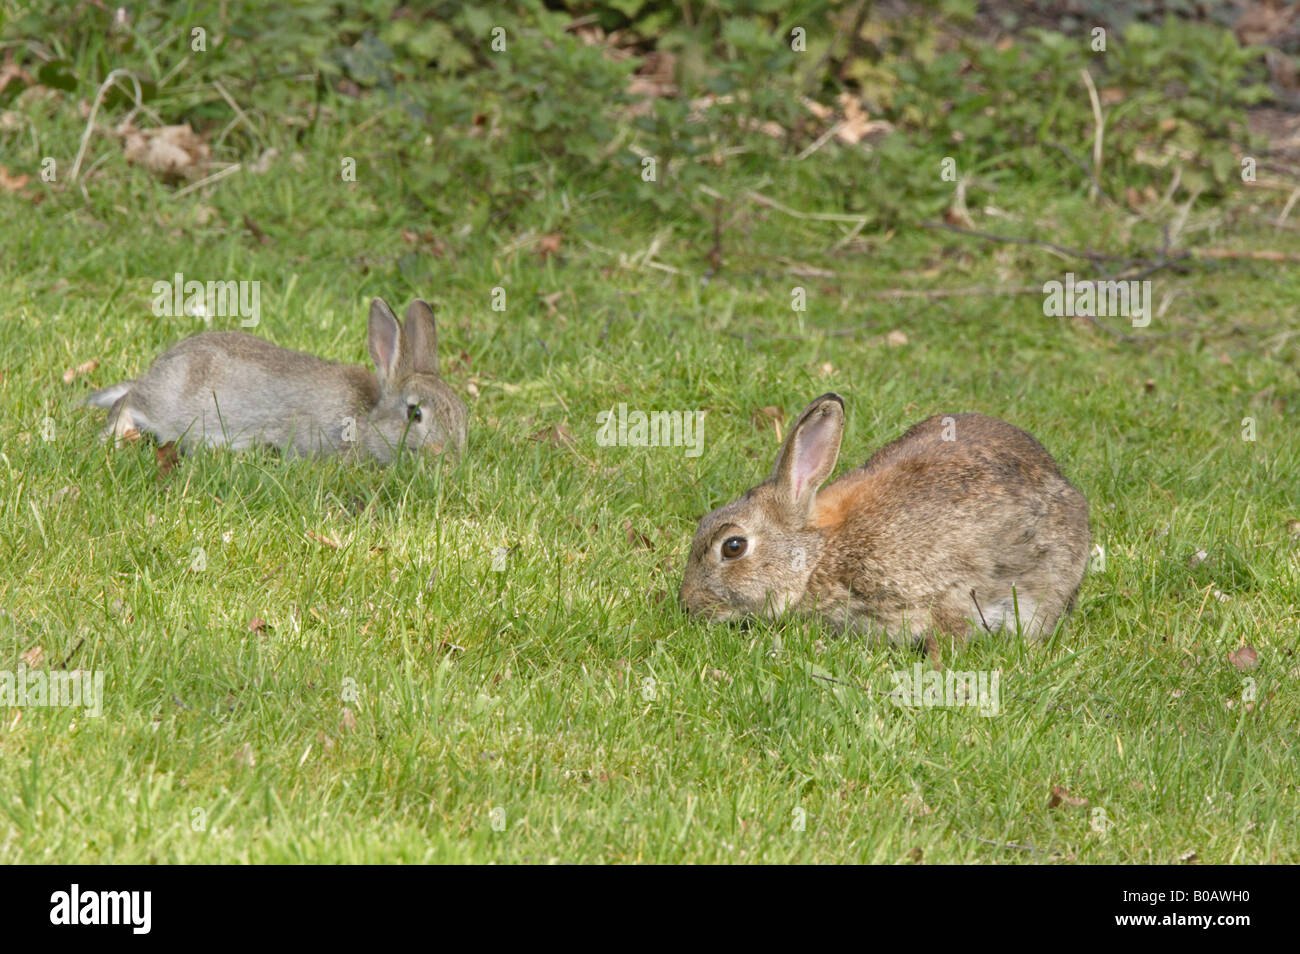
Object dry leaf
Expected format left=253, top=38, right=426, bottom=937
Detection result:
left=1228, top=646, right=1259, bottom=671
left=155, top=441, right=180, bottom=478
left=537, top=232, right=563, bottom=260
left=20, top=645, right=43, bottom=667
left=886, top=329, right=909, bottom=347
left=804, top=99, right=833, bottom=121
left=119, top=122, right=211, bottom=182
left=540, top=291, right=563, bottom=316
left=341, top=707, right=358, bottom=733
left=306, top=531, right=342, bottom=550
left=529, top=422, right=577, bottom=451
left=626, top=49, right=677, bottom=101
left=247, top=616, right=268, bottom=634
left=623, top=518, right=653, bottom=551
left=1047, top=784, right=1088, bottom=809
left=834, top=92, right=883, bottom=145
left=62, top=359, right=99, bottom=383
left=0, top=165, right=30, bottom=192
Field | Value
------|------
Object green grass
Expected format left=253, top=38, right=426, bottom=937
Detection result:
left=2, top=3, right=1299, bottom=863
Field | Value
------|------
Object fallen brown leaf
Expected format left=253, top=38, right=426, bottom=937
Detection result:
left=62, top=359, right=98, bottom=383
left=623, top=518, right=653, bottom=551
left=529, top=422, right=577, bottom=451
left=155, top=441, right=180, bottom=478
left=1229, top=646, right=1259, bottom=671
left=537, top=232, right=563, bottom=260
left=20, top=645, right=43, bottom=668
left=247, top=616, right=268, bottom=634
left=306, top=531, right=342, bottom=550
left=341, top=707, right=358, bottom=733
left=119, top=121, right=211, bottom=182
left=1047, top=784, right=1088, bottom=809
left=0, top=165, right=31, bottom=193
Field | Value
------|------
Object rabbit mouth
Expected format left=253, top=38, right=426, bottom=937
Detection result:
left=678, top=589, right=737, bottom=622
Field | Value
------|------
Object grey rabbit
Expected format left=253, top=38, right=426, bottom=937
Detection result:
left=679, top=394, right=1090, bottom=644
left=84, top=298, right=467, bottom=462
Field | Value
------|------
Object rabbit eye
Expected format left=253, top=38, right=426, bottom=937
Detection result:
left=407, top=403, right=422, bottom=423
left=721, top=536, right=748, bottom=560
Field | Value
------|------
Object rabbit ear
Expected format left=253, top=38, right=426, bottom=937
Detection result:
left=368, top=298, right=404, bottom=385
left=404, top=300, right=439, bottom=376
left=771, top=393, right=844, bottom=520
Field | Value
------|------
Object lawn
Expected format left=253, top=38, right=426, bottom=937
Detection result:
left=1, top=1, right=1298, bottom=863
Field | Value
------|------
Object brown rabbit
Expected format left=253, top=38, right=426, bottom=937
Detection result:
left=679, top=394, right=1090, bottom=644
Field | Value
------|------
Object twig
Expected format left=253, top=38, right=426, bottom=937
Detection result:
left=70, top=68, right=143, bottom=182
left=795, top=121, right=842, bottom=161
left=59, top=637, right=85, bottom=669
left=170, top=163, right=241, bottom=199
left=1276, top=186, right=1300, bottom=228
left=1192, top=248, right=1300, bottom=263
left=1167, top=188, right=1201, bottom=247
left=745, top=190, right=870, bottom=226
left=212, top=79, right=260, bottom=151
left=809, top=672, right=897, bottom=698
left=773, top=257, right=836, bottom=278
left=1080, top=68, right=1105, bottom=201
left=969, top=589, right=995, bottom=635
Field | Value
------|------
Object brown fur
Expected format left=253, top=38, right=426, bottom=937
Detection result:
left=679, top=397, right=1090, bottom=645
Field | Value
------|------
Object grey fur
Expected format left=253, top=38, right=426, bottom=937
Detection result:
left=84, top=298, right=467, bottom=463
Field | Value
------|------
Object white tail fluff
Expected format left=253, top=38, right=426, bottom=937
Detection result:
left=83, top=382, right=132, bottom=408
